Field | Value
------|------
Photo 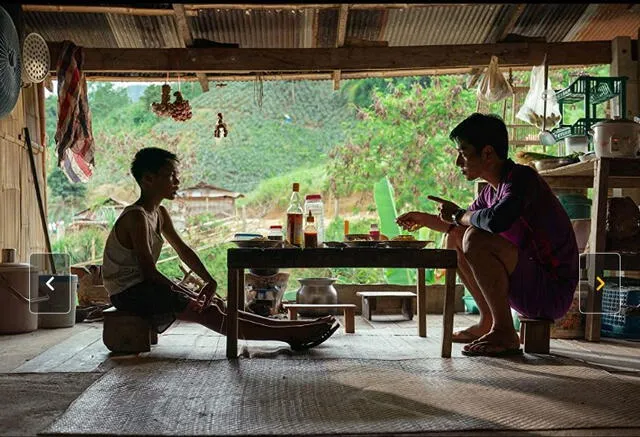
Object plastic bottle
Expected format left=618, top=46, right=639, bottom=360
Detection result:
left=369, top=223, right=380, bottom=240
left=268, top=225, right=283, bottom=241
left=344, top=219, right=350, bottom=239
left=304, top=194, right=325, bottom=244
left=303, top=211, right=318, bottom=248
left=286, top=183, right=304, bottom=246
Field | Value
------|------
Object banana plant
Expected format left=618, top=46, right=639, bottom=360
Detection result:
left=374, top=177, right=437, bottom=285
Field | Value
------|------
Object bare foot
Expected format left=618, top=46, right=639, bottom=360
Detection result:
left=463, top=328, right=520, bottom=352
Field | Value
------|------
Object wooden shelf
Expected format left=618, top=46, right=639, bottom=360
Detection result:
left=538, top=158, right=640, bottom=189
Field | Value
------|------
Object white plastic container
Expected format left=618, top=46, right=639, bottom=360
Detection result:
left=38, top=274, right=78, bottom=329
left=304, top=194, right=325, bottom=244
left=564, top=136, right=589, bottom=154
left=0, top=262, right=39, bottom=333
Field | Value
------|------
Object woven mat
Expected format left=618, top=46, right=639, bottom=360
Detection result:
left=44, top=357, right=640, bottom=435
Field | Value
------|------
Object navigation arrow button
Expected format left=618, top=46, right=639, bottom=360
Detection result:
left=596, top=276, right=605, bottom=292
left=46, top=276, right=54, bottom=291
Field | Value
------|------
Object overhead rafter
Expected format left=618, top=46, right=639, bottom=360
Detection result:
left=47, top=41, right=613, bottom=73
left=333, top=4, right=349, bottom=91
left=172, top=3, right=210, bottom=92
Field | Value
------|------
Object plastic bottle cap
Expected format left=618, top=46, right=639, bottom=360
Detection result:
left=270, top=225, right=282, bottom=229
left=292, top=183, right=300, bottom=192
left=305, top=194, right=322, bottom=200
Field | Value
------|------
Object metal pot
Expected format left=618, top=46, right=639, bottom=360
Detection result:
left=589, top=119, right=640, bottom=158
left=296, top=277, right=338, bottom=317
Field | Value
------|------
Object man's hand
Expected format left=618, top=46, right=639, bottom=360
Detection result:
left=396, top=211, right=425, bottom=232
left=427, top=195, right=461, bottom=224
left=196, top=281, right=218, bottom=313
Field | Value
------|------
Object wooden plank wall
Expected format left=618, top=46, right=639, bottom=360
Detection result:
left=0, top=84, right=47, bottom=262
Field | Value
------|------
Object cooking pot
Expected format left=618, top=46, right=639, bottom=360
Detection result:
left=296, top=277, right=338, bottom=317
left=589, top=119, right=640, bottom=158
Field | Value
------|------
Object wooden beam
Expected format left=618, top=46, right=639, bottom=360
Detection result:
left=172, top=3, right=209, bottom=92
left=47, top=40, right=613, bottom=73
left=183, top=4, right=478, bottom=11
left=22, top=4, right=182, bottom=16
left=333, top=4, right=349, bottom=91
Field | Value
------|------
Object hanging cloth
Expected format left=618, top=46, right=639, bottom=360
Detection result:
left=54, top=41, right=95, bottom=183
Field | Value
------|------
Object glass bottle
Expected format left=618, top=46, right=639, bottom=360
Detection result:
left=268, top=225, right=283, bottom=241
left=304, top=211, right=318, bottom=248
left=286, top=183, right=304, bottom=246
left=304, top=194, right=325, bottom=244
left=369, top=223, right=380, bottom=240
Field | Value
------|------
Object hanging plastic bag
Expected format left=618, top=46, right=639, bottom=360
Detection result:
left=477, top=56, right=513, bottom=103
left=516, top=64, right=562, bottom=129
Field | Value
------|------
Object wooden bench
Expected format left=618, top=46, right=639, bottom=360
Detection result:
left=283, top=304, right=356, bottom=333
left=356, top=291, right=417, bottom=321
left=519, top=317, right=552, bottom=354
left=102, top=307, right=158, bottom=353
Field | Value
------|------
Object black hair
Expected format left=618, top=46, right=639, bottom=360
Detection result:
left=449, top=113, right=509, bottom=159
left=130, top=147, right=179, bottom=183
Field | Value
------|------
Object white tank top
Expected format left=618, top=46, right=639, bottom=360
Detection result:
left=102, top=205, right=164, bottom=296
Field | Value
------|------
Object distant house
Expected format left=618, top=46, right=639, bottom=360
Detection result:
left=177, top=182, right=244, bottom=218
left=69, top=197, right=128, bottom=231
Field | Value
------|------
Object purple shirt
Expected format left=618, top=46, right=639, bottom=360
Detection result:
left=468, top=159, right=579, bottom=282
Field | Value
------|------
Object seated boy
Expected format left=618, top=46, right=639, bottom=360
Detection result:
left=102, top=147, right=339, bottom=351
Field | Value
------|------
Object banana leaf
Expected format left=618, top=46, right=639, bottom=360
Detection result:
left=373, top=177, right=416, bottom=285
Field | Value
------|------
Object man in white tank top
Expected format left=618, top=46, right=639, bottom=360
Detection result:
left=102, top=147, right=338, bottom=350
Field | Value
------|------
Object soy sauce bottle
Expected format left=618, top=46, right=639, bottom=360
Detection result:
left=303, top=211, right=318, bottom=248
left=286, top=183, right=304, bottom=246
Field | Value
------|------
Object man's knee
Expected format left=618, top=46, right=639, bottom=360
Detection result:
left=446, top=225, right=466, bottom=249
left=461, top=227, right=490, bottom=258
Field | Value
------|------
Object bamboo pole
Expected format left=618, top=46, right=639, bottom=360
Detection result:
left=21, top=4, right=181, bottom=16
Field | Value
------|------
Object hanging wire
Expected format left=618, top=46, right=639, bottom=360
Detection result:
left=254, top=72, right=264, bottom=109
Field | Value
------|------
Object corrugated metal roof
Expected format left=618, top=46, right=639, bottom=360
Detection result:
left=189, top=8, right=313, bottom=48
left=511, top=4, right=588, bottom=42
left=24, top=12, right=118, bottom=47
left=316, top=8, right=338, bottom=48
left=383, top=4, right=501, bottom=46
left=565, top=3, right=640, bottom=42
left=105, top=14, right=182, bottom=48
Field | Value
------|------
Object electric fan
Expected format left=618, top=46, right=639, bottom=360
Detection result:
left=0, top=6, right=21, bottom=118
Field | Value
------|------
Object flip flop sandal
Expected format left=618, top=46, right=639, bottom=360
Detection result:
left=452, top=329, right=482, bottom=344
left=290, top=322, right=340, bottom=351
left=461, top=343, right=523, bottom=358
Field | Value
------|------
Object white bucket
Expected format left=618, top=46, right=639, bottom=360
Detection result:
left=0, top=263, right=39, bottom=333
left=37, top=274, right=78, bottom=329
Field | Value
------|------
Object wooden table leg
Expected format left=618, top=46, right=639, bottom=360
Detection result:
left=417, top=268, right=426, bottom=337
left=226, top=268, right=240, bottom=359
left=344, top=307, right=355, bottom=333
left=441, top=267, right=456, bottom=358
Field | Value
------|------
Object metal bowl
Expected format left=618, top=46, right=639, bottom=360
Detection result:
left=533, top=158, right=576, bottom=172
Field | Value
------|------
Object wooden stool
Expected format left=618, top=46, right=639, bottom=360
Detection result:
left=283, top=304, right=356, bottom=333
left=102, top=307, right=158, bottom=353
left=356, top=291, right=417, bottom=321
left=519, top=317, right=552, bottom=354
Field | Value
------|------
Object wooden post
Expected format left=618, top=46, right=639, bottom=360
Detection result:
left=417, top=268, right=426, bottom=337
left=344, top=307, right=355, bottom=333
left=585, top=158, right=610, bottom=342
left=441, top=266, right=457, bottom=358
left=226, top=268, right=239, bottom=358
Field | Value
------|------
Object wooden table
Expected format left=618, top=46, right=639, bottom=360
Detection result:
left=226, top=247, right=458, bottom=358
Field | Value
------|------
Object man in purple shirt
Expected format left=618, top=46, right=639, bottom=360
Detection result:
left=397, top=113, right=579, bottom=357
